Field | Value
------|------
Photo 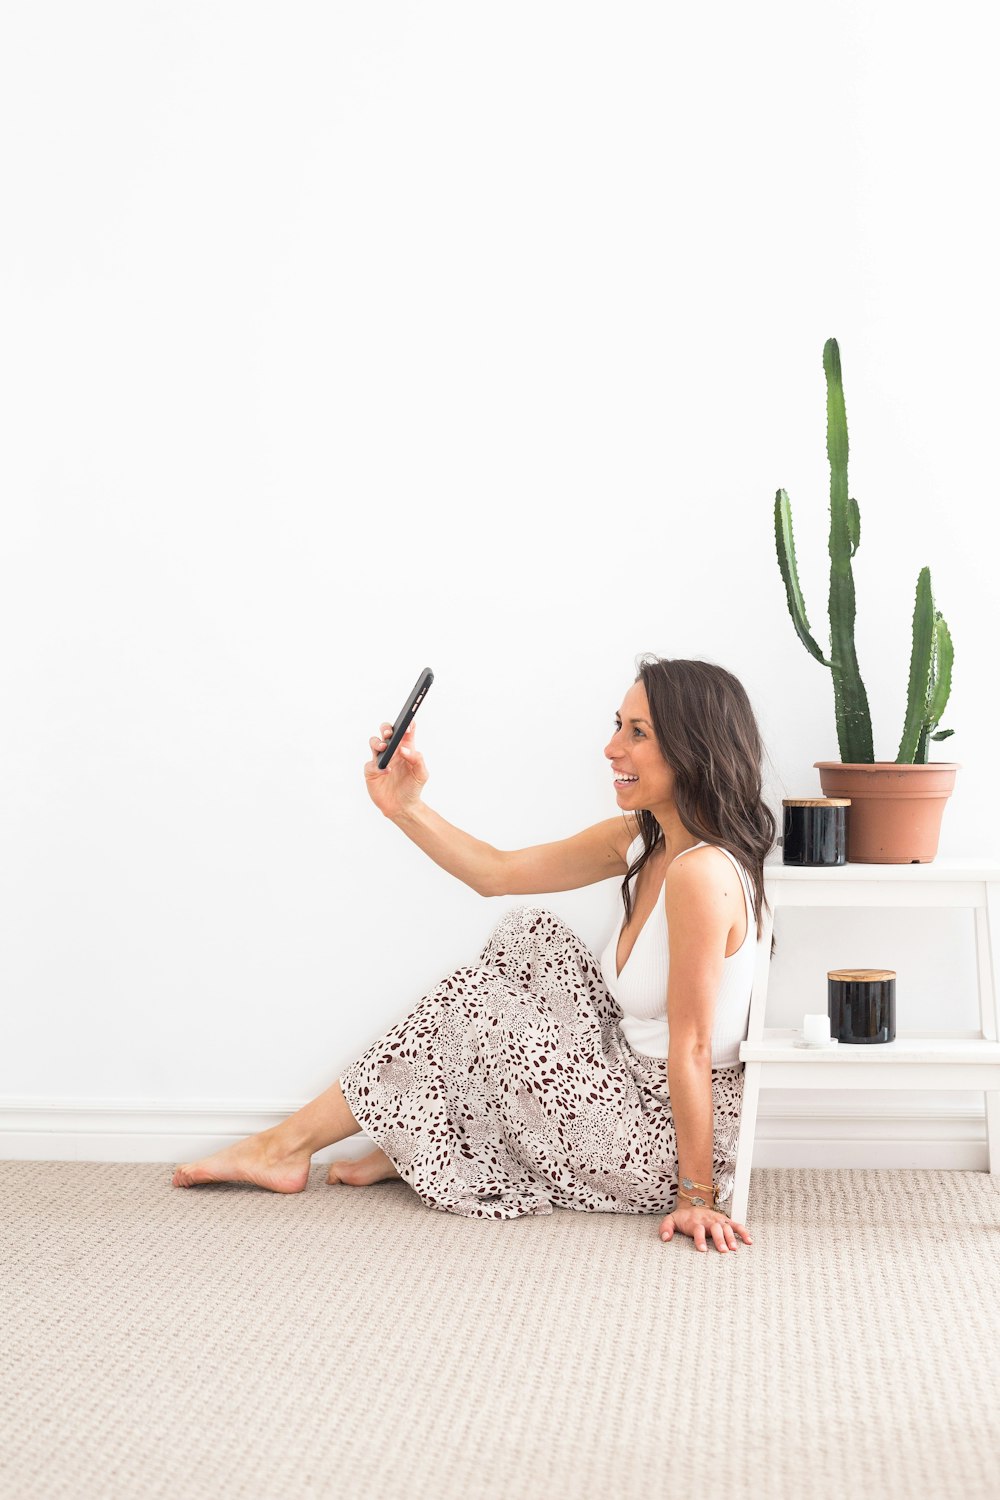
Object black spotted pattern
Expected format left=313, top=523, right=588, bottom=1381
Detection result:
left=338, top=906, right=745, bottom=1220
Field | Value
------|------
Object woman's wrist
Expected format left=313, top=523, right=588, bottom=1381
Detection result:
left=677, top=1187, right=722, bottom=1211
left=391, top=799, right=430, bottom=831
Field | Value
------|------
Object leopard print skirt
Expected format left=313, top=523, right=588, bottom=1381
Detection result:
left=338, top=905, right=745, bottom=1221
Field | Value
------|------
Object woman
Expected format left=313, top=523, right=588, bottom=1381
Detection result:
left=173, top=655, right=774, bottom=1254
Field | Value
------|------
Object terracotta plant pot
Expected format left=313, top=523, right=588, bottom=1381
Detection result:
left=814, top=762, right=960, bottom=864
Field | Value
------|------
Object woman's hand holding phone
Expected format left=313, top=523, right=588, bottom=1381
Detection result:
left=365, top=720, right=429, bottom=819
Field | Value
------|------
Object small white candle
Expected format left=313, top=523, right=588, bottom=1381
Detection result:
left=803, top=1013, right=831, bottom=1044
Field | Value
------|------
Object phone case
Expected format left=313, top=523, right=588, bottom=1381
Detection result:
left=377, top=667, right=434, bottom=769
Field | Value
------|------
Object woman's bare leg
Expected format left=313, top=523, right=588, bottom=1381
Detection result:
left=172, top=1078, right=365, bottom=1191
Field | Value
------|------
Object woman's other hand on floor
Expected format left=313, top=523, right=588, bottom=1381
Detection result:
left=365, top=721, right=429, bottom=819
left=659, top=1204, right=752, bottom=1253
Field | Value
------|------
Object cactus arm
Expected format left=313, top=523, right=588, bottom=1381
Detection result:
left=917, top=615, right=955, bottom=759
left=774, top=489, right=832, bottom=666
left=824, top=338, right=874, bottom=762
left=896, top=567, right=936, bottom=762
left=927, top=613, right=953, bottom=726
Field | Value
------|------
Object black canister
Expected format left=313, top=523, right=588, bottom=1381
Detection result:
left=782, top=798, right=850, bottom=866
left=828, top=969, right=896, bottom=1044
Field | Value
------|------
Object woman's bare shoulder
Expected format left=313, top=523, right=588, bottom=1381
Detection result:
left=663, top=842, right=736, bottom=889
left=663, top=844, right=747, bottom=915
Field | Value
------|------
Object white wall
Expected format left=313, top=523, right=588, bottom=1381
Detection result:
left=1, top=3, right=997, bottom=1160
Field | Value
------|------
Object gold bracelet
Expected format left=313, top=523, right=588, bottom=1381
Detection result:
left=677, top=1186, right=726, bottom=1213
left=681, top=1177, right=716, bottom=1194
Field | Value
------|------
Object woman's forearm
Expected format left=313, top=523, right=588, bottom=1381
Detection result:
left=667, top=1054, right=716, bottom=1197
left=390, top=802, right=502, bottom=897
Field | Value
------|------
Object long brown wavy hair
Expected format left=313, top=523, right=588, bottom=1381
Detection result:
left=619, top=655, right=777, bottom=944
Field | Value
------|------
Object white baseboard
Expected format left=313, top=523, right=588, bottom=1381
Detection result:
left=0, top=1095, right=990, bottom=1170
left=0, top=1097, right=373, bottom=1165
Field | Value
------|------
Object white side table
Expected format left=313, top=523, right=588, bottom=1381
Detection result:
left=729, top=856, right=1000, bottom=1227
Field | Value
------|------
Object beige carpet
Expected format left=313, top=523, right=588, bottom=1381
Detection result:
left=2, top=1162, right=999, bottom=1500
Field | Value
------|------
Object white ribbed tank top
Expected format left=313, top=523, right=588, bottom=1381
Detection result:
left=599, top=834, right=758, bottom=1067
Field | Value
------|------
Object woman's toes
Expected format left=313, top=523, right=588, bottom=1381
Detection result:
left=169, top=1137, right=310, bottom=1193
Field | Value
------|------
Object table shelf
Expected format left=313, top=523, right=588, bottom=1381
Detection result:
left=741, top=1030, right=1000, bottom=1065
left=728, top=857, right=1000, bottom=1226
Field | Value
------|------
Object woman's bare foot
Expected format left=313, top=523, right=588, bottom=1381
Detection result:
left=172, top=1126, right=312, bottom=1192
left=326, top=1146, right=401, bottom=1186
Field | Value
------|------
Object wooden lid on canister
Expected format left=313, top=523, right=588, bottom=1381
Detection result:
left=783, top=798, right=852, bottom=806
left=828, top=969, right=896, bottom=982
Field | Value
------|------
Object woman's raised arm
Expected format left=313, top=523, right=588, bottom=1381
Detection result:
left=367, top=721, right=633, bottom=897
left=490, top=817, right=633, bottom=896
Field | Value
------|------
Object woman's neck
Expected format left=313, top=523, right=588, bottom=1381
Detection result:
left=648, top=806, right=703, bottom=861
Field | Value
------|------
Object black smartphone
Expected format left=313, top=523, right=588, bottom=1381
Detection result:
left=377, top=667, right=434, bottom=769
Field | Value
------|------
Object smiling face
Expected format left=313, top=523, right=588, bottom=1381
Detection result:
left=604, top=680, right=676, bottom=812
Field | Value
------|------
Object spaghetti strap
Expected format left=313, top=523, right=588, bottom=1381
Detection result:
left=670, top=840, right=707, bottom=863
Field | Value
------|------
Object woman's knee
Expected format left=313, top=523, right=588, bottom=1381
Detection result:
left=495, top=905, right=557, bottom=935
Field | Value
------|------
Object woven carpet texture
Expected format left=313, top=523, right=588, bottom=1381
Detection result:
left=2, top=1162, right=999, bottom=1500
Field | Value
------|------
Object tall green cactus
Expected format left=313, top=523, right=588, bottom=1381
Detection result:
left=774, top=338, right=874, bottom=762
left=773, top=338, right=954, bottom=764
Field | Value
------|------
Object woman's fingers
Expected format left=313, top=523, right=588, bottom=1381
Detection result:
left=716, top=1220, right=753, bottom=1251
left=369, top=724, right=419, bottom=762
left=374, top=720, right=416, bottom=740
left=659, top=1211, right=751, bottom=1252
left=374, top=722, right=416, bottom=743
